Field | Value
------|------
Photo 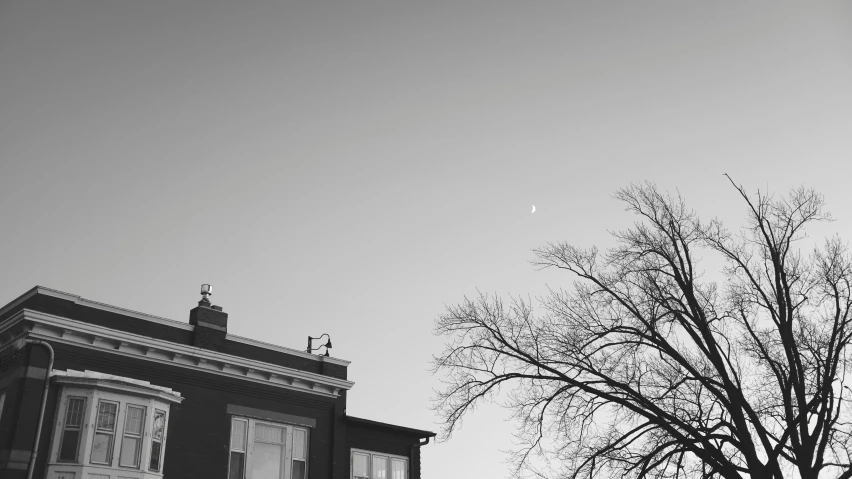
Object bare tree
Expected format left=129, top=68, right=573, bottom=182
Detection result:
left=433, top=178, right=852, bottom=479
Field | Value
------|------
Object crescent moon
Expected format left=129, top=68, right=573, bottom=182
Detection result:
left=531, top=205, right=536, bottom=213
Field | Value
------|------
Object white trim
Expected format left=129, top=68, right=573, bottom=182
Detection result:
left=4, top=309, right=354, bottom=398
left=0, top=286, right=351, bottom=366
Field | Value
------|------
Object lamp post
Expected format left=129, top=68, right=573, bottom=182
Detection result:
left=306, top=333, right=332, bottom=356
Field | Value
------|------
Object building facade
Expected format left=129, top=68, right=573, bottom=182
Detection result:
left=0, top=286, right=434, bottom=479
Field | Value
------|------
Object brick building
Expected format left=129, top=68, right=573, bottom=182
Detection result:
left=0, top=286, right=434, bottom=479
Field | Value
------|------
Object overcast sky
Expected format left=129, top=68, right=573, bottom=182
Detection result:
left=2, top=1, right=852, bottom=477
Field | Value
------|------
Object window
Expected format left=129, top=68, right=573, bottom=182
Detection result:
left=91, top=400, right=118, bottom=464
left=119, top=404, right=146, bottom=467
left=372, top=455, right=387, bottom=479
left=292, top=428, right=307, bottom=479
left=228, top=416, right=310, bottom=479
left=391, top=458, right=406, bottom=479
left=229, top=418, right=248, bottom=479
left=352, top=452, right=369, bottom=479
left=252, top=422, right=286, bottom=479
left=149, top=409, right=167, bottom=471
left=351, top=450, right=407, bottom=479
left=58, top=397, right=86, bottom=462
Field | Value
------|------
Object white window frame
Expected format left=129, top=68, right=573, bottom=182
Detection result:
left=351, top=449, right=408, bottom=479
left=90, top=399, right=119, bottom=465
left=118, top=403, right=146, bottom=468
left=148, top=408, right=168, bottom=472
left=228, top=415, right=310, bottom=479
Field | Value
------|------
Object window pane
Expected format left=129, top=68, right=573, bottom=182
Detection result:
left=65, top=398, right=85, bottom=427
left=292, top=459, right=306, bottom=479
left=149, top=441, right=162, bottom=471
left=58, top=429, right=81, bottom=461
left=352, top=452, right=369, bottom=477
left=152, top=410, right=166, bottom=441
left=124, top=406, right=144, bottom=435
left=96, top=402, right=117, bottom=431
left=391, top=459, right=406, bottom=479
left=228, top=451, right=245, bottom=479
left=91, top=432, right=113, bottom=463
left=231, top=418, right=247, bottom=451
left=251, top=442, right=282, bottom=479
left=293, top=429, right=307, bottom=460
left=373, top=455, right=388, bottom=479
left=119, top=436, right=141, bottom=467
left=254, top=423, right=285, bottom=444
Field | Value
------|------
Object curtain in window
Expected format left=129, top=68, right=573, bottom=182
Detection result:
left=353, top=452, right=369, bottom=479
left=372, top=455, right=388, bottom=479
left=391, top=459, right=406, bottom=479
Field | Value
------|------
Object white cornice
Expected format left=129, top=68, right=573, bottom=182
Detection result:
left=2, top=309, right=354, bottom=398
left=0, top=286, right=350, bottom=366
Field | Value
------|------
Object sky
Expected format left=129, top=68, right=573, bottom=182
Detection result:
left=1, top=1, right=852, bottom=477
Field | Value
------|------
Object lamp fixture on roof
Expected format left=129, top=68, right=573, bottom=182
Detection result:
left=307, top=333, right=332, bottom=357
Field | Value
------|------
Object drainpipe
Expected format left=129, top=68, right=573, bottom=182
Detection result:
left=15, top=338, right=55, bottom=479
left=409, top=437, right=431, bottom=479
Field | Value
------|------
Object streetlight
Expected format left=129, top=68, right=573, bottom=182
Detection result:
left=306, top=333, right=332, bottom=356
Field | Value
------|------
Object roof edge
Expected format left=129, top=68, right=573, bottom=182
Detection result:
left=346, top=415, right=436, bottom=438
left=0, top=286, right=351, bottom=367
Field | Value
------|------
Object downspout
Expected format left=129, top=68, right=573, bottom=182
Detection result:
left=18, top=339, right=55, bottom=479
left=410, top=437, right=431, bottom=479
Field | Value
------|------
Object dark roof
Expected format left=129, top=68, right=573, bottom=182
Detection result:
left=345, top=415, right=436, bottom=438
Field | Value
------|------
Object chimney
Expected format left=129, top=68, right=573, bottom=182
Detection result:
left=189, top=284, right=228, bottom=351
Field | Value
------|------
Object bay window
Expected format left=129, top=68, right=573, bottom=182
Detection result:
left=46, top=370, right=183, bottom=479
left=228, top=415, right=310, bottom=479
left=351, top=449, right=407, bottom=479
